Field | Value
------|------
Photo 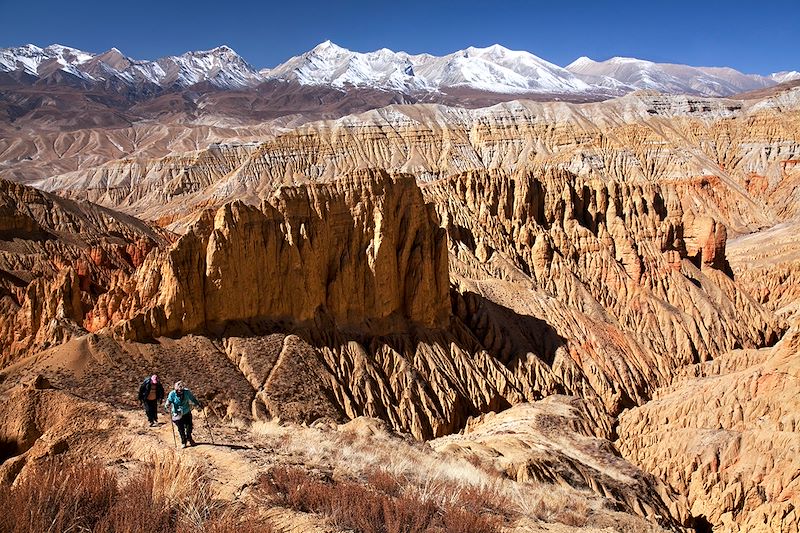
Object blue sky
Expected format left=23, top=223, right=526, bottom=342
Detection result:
left=0, top=0, right=796, bottom=75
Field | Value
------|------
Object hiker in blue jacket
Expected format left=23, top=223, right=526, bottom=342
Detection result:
left=164, top=380, right=202, bottom=448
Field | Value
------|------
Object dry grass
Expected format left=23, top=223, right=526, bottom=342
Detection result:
left=0, top=456, right=274, bottom=533
left=250, top=420, right=600, bottom=528
left=259, top=465, right=501, bottom=533
left=0, top=460, right=116, bottom=533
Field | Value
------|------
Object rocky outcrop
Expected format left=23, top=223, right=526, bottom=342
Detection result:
left=223, top=328, right=536, bottom=440
left=425, top=169, right=782, bottom=421
left=2, top=91, right=797, bottom=532
left=0, top=162, right=784, bottom=449
left=19, top=164, right=768, bottom=446
left=38, top=165, right=771, bottom=449
left=727, top=220, right=800, bottom=321
left=0, top=382, right=125, bottom=485
left=0, top=179, right=168, bottom=364
left=101, top=169, right=450, bottom=339
left=35, top=91, right=800, bottom=235
left=617, top=327, right=800, bottom=533
left=432, top=397, right=690, bottom=528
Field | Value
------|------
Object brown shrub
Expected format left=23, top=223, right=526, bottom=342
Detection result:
left=0, top=459, right=117, bottom=533
left=258, top=466, right=501, bottom=533
left=0, top=457, right=273, bottom=533
left=382, top=493, right=437, bottom=533
left=95, top=469, right=174, bottom=533
left=437, top=482, right=512, bottom=516
left=365, top=467, right=402, bottom=497
left=441, top=506, right=502, bottom=533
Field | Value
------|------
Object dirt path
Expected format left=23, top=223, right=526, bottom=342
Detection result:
left=119, top=409, right=334, bottom=532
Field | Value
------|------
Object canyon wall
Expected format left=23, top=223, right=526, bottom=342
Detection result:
left=35, top=91, right=800, bottom=236
left=0, top=179, right=167, bottom=364
left=91, top=169, right=450, bottom=339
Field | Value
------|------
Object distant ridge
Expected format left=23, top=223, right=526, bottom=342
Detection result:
left=1, top=41, right=796, bottom=97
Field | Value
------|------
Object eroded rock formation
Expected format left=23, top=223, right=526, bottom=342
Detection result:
left=1, top=89, right=798, bottom=532
left=432, top=397, right=690, bottom=527
left=35, top=90, right=800, bottom=235
left=617, top=326, right=800, bottom=533
left=95, top=169, right=449, bottom=339
left=727, top=221, right=800, bottom=321
left=426, top=169, right=781, bottom=420
left=0, top=179, right=168, bottom=363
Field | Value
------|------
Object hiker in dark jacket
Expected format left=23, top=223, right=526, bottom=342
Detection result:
left=164, top=380, right=202, bottom=448
left=138, top=374, right=165, bottom=426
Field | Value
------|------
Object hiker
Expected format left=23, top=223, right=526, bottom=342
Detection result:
left=164, top=380, right=202, bottom=448
left=138, top=374, right=165, bottom=426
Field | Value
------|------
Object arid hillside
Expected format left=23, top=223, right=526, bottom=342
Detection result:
left=1, top=86, right=799, bottom=533
left=32, top=89, right=800, bottom=235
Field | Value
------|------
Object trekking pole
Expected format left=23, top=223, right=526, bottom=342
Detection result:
left=203, top=408, right=215, bottom=446
left=170, top=417, right=177, bottom=448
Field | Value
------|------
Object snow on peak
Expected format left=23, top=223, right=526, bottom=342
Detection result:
left=191, top=45, right=242, bottom=59
left=160, top=46, right=261, bottom=88
left=268, top=42, right=425, bottom=91
left=267, top=42, right=592, bottom=94
left=307, top=40, right=352, bottom=58
left=770, top=71, right=800, bottom=83
left=0, top=43, right=96, bottom=77
left=566, top=56, right=596, bottom=70
left=313, top=40, right=340, bottom=50
left=566, top=55, right=776, bottom=96
left=465, top=44, right=512, bottom=56
left=44, top=44, right=94, bottom=63
left=0, top=41, right=789, bottom=98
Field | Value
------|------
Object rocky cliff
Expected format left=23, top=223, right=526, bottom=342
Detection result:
left=35, top=90, right=800, bottom=236
left=51, top=166, right=779, bottom=449
left=617, top=326, right=800, bottom=533
left=93, top=169, right=450, bottom=339
left=2, top=89, right=799, bottom=532
left=5, top=162, right=783, bottom=441
left=426, top=169, right=781, bottom=419
left=0, top=179, right=168, bottom=364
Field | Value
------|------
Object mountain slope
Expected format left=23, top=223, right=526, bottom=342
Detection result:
left=1, top=41, right=789, bottom=98
left=566, top=56, right=776, bottom=97
left=0, top=43, right=262, bottom=90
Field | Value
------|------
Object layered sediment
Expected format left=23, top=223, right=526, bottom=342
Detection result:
left=617, top=327, right=800, bottom=533
left=92, top=169, right=450, bottom=339
left=1, top=89, right=798, bottom=532
left=35, top=90, right=800, bottom=235
left=0, top=179, right=168, bottom=363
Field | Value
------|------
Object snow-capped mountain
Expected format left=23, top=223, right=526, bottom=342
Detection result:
left=266, top=40, right=430, bottom=92
left=565, top=56, right=775, bottom=97
left=151, top=46, right=262, bottom=88
left=770, top=71, right=800, bottom=84
left=269, top=42, right=790, bottom=97
left=0, top=41, right=793, bottom=98
left=0, top=44, right=95, bottom=80
left=267, top=41, right=592, bottom=94
left=0, top=44, right=262, bottom=90
left=409, top=44, right=592, bottom=94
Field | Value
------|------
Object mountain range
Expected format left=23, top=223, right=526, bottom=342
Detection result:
left=2, top=41, right=797, bottom=98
